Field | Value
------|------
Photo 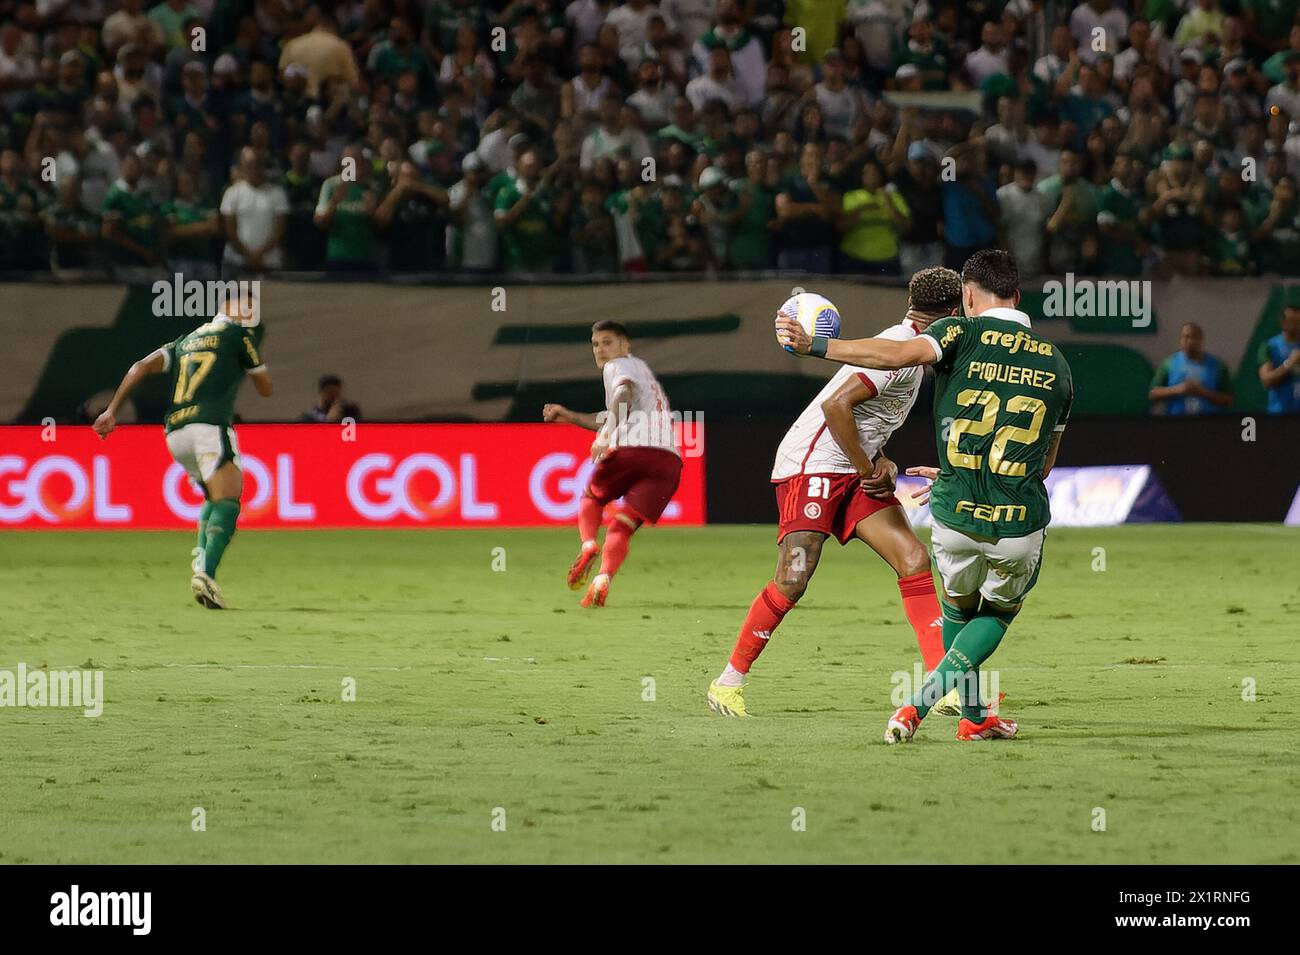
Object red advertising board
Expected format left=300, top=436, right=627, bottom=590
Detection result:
left=0, top=423, right=705, bottom=529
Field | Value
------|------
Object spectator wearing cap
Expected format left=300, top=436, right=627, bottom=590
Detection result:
left=812, top=50, right=867, bottom=142
left=891, top=139, right=944, bottom=278
left=837, top=157, right=909, bottom=276
left=692, top=164, right=739, bottom=268
left=894, top=62, right=922, bottom=93
left=774, top=142, right=838, bottom=272
left=691, top=1, right=766, bottom=108
left=302, top=375, right=362, bottom=423
left=279, top=7, right=360, bottom=98
left=148, top=0, right=202, bottom=51
left=220, top=146, right=289, bottom=274
left=1258, top=300, right=1300, bottom=413
left=965, top=21, right=1012, bottom=88
left=448, top=153, right=499, bottom=272
left=1149, top=323, right=1233, bottom=415
left=314, top=142, right=380, bottom=271
left=1150, top=141, right=1207, bottom=275
left=997, top=158, right=1052, bottom=278
left=686, top=45, right=745, bottom=113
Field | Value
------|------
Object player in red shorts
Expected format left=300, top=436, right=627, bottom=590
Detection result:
left=707, top=269, right=963, bottom=717
left=543, top=320, right=683, bottom=607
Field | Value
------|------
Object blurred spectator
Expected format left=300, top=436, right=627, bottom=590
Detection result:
left=494, top=147, right=559, bottom=273
left=314, top=143, right=379, bottom=271
left=1149, top=322, right=1233, bottom=415
left=837, top=158, right=909, bottom=276
left=686, top=45, right=745, bottom=112
left=691, top=1, right=766, bottom=108
left=998, top=159, right=1052, bottom=278
left=727, top=148, right=774, bottom=269
left=162, top=165, right=220, bottom=278
left=376, top=158, right=450, bottom=272
left=1258, top=302, right=1300, bottom=414
left=941, top=141, right=999, bottom=269
left=220, top=146, right=289, bottom=273
left=302, top=374, right=361, bottom=423
left=448, top=152, right=498, bottom=272
left=0, top=149, right=44, bottom=270
left=1096, top=151, right=1149, bottom=276
left=774, top=142, right=838, bottom=272
left=101, top=149, right=162, bottom=268
left=279, top=7, right=360, bottom=98
left=44, top=173, right=104, bottom=273
left=571, top=179, right=618, bottom=273
left=1040, top=147, right=1098, bottom=274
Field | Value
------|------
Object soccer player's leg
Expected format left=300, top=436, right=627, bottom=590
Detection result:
left=709, top=530, right=824, bottom=717
left=850, top=503, right=945, bottom=672
left=190, top=427, right=244, bottom=609
left=581, top=449, right=681, bottom=607
left=569, top=459, right=621, bottom=590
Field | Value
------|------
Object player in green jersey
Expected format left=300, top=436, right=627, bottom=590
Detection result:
left=93, top=288, right=273, bottom=609
left=777, top=249, right=1073, bottom=742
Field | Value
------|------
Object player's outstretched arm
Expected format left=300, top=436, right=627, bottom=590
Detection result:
left=93, top=348, right=168, bottom=438
left=542, top=403, right=603, bottom=431
left=250, top=367, right=273, bottom=397
left=776, top=316, right=937, bottom=370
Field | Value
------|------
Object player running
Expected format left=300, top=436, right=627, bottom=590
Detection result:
left=93, top=288, right=272, bottom=609
left=777, top=249, right=1073, bottom=742
left=543, top=320, right=683, bottom=608
left=707, top=268, right=963, bottom=718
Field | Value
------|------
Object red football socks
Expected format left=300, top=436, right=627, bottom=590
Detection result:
left=897, top=571, right=945, bottom=671
left=728, top=582, right=796, bottom=673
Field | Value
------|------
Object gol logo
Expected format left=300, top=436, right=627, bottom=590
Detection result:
left=0, top=455, right=96, bottom=522
left=346, top=453, right=497, bottom=522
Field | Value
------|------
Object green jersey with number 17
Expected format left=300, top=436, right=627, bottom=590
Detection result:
left=162, top=317, right=265, bottom=433
left=920, top=308, right=1073, bottom=538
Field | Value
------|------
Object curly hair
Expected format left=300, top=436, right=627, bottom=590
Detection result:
left=908, top=266, right=962, bottom=315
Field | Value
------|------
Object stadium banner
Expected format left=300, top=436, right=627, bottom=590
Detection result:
left=899, top=465, right=1181, bottom=529
left=0, top=423, right=705, bottom=530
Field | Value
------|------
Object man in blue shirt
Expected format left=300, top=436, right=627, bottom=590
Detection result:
left=1258, top=303, right=1300, bottom=414
left=941, top=141, right=998, bottom=268
left=1149, top=322, right=1233, bottom=415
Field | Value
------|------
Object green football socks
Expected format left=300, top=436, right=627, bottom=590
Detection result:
left=911, top=601, right=1017, bottom=721
left=201, top=498, right=241, bottom=579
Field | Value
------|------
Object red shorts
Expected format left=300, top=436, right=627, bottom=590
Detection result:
left=587, top=446, right=683, bottom=523
left=774, top=472, right=901, bottom=545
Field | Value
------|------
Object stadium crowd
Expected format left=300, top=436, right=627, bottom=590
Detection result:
left=2, top=0, right=1300, bottom=279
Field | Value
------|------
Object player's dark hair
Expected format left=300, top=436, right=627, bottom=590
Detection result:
left=592, top=320, right=630, bottom=339
left=908, top=267, right=962, bottom=315
left=961, top=249, right=1020, bottom=300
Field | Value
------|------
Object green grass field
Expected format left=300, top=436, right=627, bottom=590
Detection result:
left=1, top=525, right=1297, bottom=864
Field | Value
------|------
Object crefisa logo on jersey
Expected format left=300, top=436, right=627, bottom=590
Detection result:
left=152, top=274, right=261, bottom=326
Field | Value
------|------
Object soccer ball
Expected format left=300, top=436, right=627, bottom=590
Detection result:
left=777, top=292, right=841, bottom=349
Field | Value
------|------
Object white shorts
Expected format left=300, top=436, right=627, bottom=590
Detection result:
left=930, top=522, right=1046, bottom=608
left=165, top=423, right=240, bottom=487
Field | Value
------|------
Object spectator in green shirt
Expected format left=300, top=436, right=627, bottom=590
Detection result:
left=162, top=167, right=220, bottom=278
left=314, top=144, right=381, bottom=272
left=493, top=147, right=559, bottom=274
left=44, top=173, right=104, bottom=273
left=101, top=151, right=162, bottom=268
left=149, top=0, right=202, bottom=51
left=1040, top=148, right=1100, bottom=274
left=0, top=148, right=45, bottom=270
left=1096, top=152, right=1149, bottom=276
left=1250, top=174, right=1300, bottom=276
left=727, top=150, right=775, bottom=270
left=1207, top=205, right=1256, bottom=276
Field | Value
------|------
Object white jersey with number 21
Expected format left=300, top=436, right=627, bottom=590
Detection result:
left=771, top=321, right=925, bottom=481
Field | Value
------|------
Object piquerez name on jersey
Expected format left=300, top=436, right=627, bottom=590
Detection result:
left=920, top=307, right=1074, bottom=538
left=771, top=321, right=924, bottom=481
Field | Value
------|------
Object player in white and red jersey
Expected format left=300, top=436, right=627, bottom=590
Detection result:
left=543, top=320, right=683, bottom=608
left=707, top=268, right=963, bottom=717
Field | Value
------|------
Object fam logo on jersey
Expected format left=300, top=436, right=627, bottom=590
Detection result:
left=803, top=501, right=822, bottom=519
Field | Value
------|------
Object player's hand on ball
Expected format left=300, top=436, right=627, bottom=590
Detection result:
left=542, top=403, right=567, bottom=423
left=860, top=456, right=899, bottom=498
left=775, top=315, right=812, bottom=354
left=905, top=466, right=939, bottom=504
left=590, top=440, right=609, bottom=463
left=92, top=411, right=116, bottom=439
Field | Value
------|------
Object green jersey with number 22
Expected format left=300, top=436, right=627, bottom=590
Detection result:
left=921, top=310, right=1074, bottom=539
